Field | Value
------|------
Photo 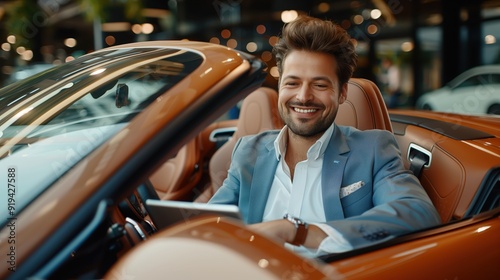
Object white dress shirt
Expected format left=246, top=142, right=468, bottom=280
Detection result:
left=262, top=123, right=353, bottom=258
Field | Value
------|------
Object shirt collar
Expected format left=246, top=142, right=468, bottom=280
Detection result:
left=273, top=123, right=335, bottom=161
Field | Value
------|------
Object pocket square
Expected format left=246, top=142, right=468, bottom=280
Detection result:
left=340, top=181, right=365, bottom=198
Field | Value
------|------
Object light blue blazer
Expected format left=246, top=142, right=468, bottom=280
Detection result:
left=209, top=125, right=441, bottom=248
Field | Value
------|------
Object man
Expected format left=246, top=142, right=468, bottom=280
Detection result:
left=379, top=57, right=402, bottom=108
left=209, top=15, right=440, bottom=257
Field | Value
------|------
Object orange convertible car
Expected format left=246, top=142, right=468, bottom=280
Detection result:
left=0, top=41, right=499, bottom=279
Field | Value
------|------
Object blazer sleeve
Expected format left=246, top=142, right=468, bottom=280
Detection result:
left=208, top=131, right=278, bottom=224
left=208, top=137, right=244, bottom=206
left=326, top=130, right=441, bottom=248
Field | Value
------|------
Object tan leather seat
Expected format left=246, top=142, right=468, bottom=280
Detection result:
left=149, top=139, right=203, bottom=201
left=195, top=87, right=283, bottom=202
left=196, top=78, right=392, bottom=202
left=336, top=78, right=393, bottom=132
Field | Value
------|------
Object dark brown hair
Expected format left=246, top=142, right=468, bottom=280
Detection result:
left=273, top=15, right=357, bottom=86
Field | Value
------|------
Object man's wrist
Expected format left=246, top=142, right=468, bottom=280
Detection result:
left=283, top=214, right=308, bottom=246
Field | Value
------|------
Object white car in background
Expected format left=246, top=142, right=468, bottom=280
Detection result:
left=416, top=65, right=500, bottom=115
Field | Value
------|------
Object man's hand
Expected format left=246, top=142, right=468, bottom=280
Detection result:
left=247, top=219, right=295, bottom=245
left=248, top=220, right=328, bottom=248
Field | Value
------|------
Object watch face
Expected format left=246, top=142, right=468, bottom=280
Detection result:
left=284, top=214, right=306, bottom=226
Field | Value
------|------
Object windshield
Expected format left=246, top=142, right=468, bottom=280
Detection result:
left=0, top=47, right=203, bottom=219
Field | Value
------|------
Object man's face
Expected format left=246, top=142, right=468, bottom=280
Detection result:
left=278, top=50, right=347, bottom=138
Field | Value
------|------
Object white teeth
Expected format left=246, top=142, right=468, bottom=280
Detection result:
left=294, top=108, right=317, bottom=113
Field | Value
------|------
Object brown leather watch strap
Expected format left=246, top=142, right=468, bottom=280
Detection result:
left=291, top=222, right=308, bottom=246
left=284, top=214, right=309, bottom=246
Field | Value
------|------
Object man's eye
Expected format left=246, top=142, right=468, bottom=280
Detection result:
left=313, top=84, right=328, bottom=89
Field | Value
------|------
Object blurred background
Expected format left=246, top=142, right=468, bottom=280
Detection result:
left=0, top=0, right=499, bottom=108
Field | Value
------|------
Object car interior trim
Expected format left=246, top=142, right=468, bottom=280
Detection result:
left=464, top=167, right=500, bottom=217
left=125, top=217, right=147, bottom=240
left=209, top=127, right=237, bottom=142
left=407, top=143, right=432, bottom=178
left=390, top=113, right=494, bottom=140
left=408, top=143, right=432, bottom=168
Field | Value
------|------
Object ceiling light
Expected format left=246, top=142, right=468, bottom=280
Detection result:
left=281, top=10, right=298, bottom=23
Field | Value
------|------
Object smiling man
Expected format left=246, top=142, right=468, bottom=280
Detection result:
left=209, top=15, right=441, bottom=257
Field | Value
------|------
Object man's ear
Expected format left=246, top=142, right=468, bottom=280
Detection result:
left=339, top=82, right=348, bottom=104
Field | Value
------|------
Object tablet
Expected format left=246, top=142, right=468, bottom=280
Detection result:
left=145, top=199, right=243, bottom=230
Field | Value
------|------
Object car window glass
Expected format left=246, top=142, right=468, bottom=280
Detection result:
left=0, top=48, right=203, bottom=219
left=456, top=75, right=481, bottom=88
left=488, top=73, right=500, bottom=84
left=453, top=73, right=499, bottom=90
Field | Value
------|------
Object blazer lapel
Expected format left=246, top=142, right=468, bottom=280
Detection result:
left=247, top=141, right=278, bottom=223
left=322, top=125, right=350, bottom=220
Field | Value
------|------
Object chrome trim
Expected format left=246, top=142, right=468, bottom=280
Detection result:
left=209, top=127, right=236, bottom=142
left=408, top=143, right=432, bottom=168
left=144, top=218, right=157, bottom=233
left=125, top=217, right=147, bottom=240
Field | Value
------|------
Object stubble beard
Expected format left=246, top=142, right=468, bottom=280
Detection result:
left=279, top=107, right=336, bottom=138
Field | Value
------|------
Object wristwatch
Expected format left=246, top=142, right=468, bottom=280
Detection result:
left=283, top=214, right=309, bottom=246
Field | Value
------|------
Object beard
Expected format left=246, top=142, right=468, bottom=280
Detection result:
left=279, top=102, right=337, bottom=138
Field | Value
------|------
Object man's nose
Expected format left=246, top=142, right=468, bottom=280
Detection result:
left=295, top=85, right=313, bottom=103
